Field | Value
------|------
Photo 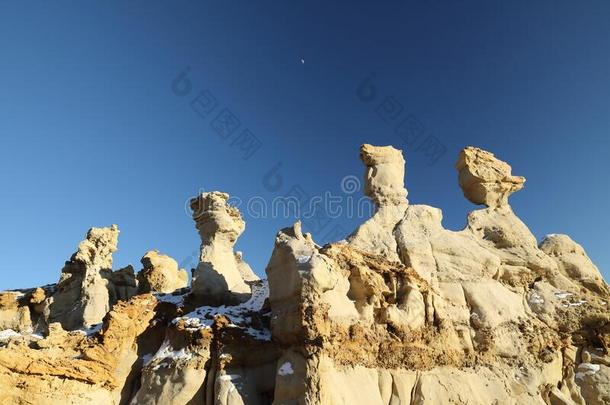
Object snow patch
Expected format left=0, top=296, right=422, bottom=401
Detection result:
left=575, top=363, right=600, bottom=380
left=148, top=338, right=193, bottom=366
left=173, top=280, right=271, bottom=341
left=554, top=291, right=572, bottom=299
left=296, top=255, right=312, bottom=264
left=82, top=323, right=103, bottom=335
left=155, top=292, right=187, bottom=305
left=528, top=292, right=544, bottom=306
left=560, top=298, right=587, bottom=308
left=0, top=329, right=20, bottom=340
left=278, top=362, right=294, bottom=376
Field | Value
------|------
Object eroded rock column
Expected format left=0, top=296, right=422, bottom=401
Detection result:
left=347, top=144, right=409, bottom=262
left=190, top=191, right=252, bottom=303
left=46, top=225, right=120, bottom=330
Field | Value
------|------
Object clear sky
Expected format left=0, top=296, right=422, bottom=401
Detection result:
left=1, top=1, right=609, bottom=290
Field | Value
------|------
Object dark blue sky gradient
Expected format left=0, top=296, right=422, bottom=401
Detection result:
left=1, top=1, right=609, bottom=289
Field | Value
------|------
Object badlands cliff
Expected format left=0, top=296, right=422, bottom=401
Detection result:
left=0, top=145, right=608, bottom=405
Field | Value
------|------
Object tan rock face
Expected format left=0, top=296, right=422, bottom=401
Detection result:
left=360, top=143, right=408, bottom=207
left=42, top=225, right=140, bottom=331
left=0, top=292, right=31, bottom=333
left=348, top=144, right=408, bottom=261
left=0, top=143, right=608, bottom=405
left=45, top=225, right=120, bottom=330
left=235, top=251, right=260, bottom=282
left=456, top=146, right=525, bottom=207
left=137, top=250, right=188, bottom=294
left=190, top=191, right=252, bottom=303
left=540, top=234, right=609, bottom=295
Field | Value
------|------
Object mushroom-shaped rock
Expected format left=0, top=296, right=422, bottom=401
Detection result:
left=137, top=251, right=188, bottom=294
left=348, top=144, right=408, bottom=261
left=45, top=225, right=119, bottom=330
left=456, top=147, right=525, bottom=207
left=190, top=191, right=251, bottom=303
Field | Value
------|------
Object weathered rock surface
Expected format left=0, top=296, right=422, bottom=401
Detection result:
left=137, top=250, right=188, bottom=294
left=456, top=146, right=525, bottom=207
left=190, top=192, right=252, bottom=303
left=0, top=144, right=608, bottom=404
left=348, top=144, right=409, bottom=262
left=44, top=225, right=133, bottom=330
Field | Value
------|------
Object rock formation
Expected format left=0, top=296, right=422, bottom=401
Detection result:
left=190, top=191, right=253, bottom=304
left=348, top=144, right=409, bottom=262
left=0, top=144, right=608, bottom=405
left=45, top=225, right=122, bottom=330
left=456, top=146, right=525, bottom=207
left=137, top=250, right=189, bottom=294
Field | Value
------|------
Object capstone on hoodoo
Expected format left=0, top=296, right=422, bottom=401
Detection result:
left=455, top=146, right=525, bottom=207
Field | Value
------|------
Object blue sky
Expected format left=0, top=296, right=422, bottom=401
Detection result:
left=1, top=1, right=609, bottom=289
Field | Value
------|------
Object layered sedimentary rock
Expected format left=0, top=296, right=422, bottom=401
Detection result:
left=0, top=143, right=608, bottom=405
left=137, top=250, right=189, bottom=294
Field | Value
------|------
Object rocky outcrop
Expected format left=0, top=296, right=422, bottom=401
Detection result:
left=0, top=143, right=608, bottom=405
left=45, top=225, right=120, bottom=330
left=235, top=251, right=260, bottom=282
left=456, top=146, right=525, bottom=207
left=540, top=234, right=609, bottom=295
left=190, top=191, right=252, bottom=304
left=40, top=225, right=140, bottom=331
left=0, top=292, right=32, bottom=333
left=137, top=250, right=188, bottom=294
left=0, top=295, right=159, bottom=404
left=348, top=144, right=409, bottom=262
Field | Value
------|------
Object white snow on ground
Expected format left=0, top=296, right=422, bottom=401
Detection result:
left=554, top=291, right=573, bottom=299
left=145, top=338, right=193, bottom=370
left=78, top=323, right=103, bottom=336
left=244, top=327, right=271, bottom=341
left=575, top=363, right=601, bottom=379
left=155, top=292, right=187, bottom=305
left=0, top=329, right=44, bottom=341
left=562, top=299, right=587, bottom=308
left=278, top=362, right=294, bottom=376
left=528, top=291, right=544, bottom=305
left=0, top=329, right=20, bottom=340
left=296, top=255, right=311, bottom=264
left=173, top=280, right=271, bottom=341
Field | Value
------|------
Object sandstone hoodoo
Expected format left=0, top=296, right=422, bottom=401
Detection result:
left=0, top=144, right=608, bottom=404
left=137, top=250, right=189, bottom=294
left=190, top=191, right=253, bottom=304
